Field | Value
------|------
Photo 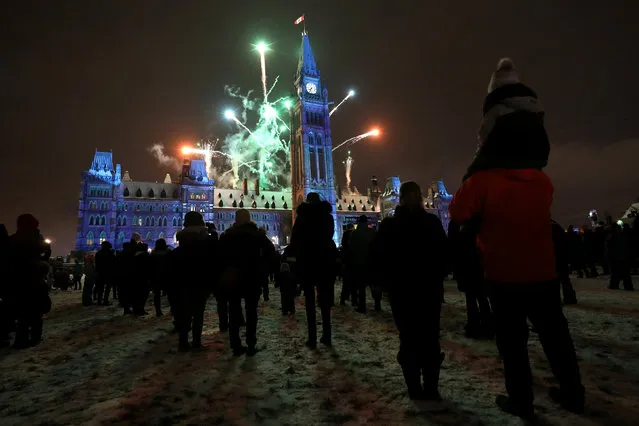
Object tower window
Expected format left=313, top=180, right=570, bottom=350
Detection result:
left=86, top=231, right=94, bottom=246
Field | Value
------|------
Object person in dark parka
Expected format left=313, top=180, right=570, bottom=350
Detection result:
left=95, top=241, right=117, bottom=305
left=372, top=182, right=448, bottom=401
left=348, top=215, right=378, bottom=313
left=290, top=192, right=337, bottom=349
left=171, top=212, right=218, bottom=351
left=7, top=214, right=51, bottom=348
left=606, top=224, right=634, bottom=291
left=218, top=209, right=274, bottom=356
left=448, top=219, right=494, bottom=339
left=150, top=238, right=172, bottom=317
left=340, top=224, right=356, bottom=306
left=551, top=220, right=578, bottom=304
left=0, top=224, right=12, bottom=347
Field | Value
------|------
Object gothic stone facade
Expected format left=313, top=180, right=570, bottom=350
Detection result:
left=76, top=33, right=450, bottom=251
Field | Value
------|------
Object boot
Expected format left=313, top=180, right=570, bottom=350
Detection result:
left=421, top=352, right=444, bottom=401
left=401, top=365, right=423, bottom=400
left=548, top=386, right=585, bottom=414
left=495, top=395, right=535, bottom=418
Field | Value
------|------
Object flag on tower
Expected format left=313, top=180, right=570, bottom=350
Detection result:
left=294, top=15, right=305, bottom=25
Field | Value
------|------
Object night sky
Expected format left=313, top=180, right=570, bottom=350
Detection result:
left=3, top=0, right=639, bottom=254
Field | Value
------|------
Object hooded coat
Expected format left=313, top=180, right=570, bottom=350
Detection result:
left=290, top=200, right=336, bottom=281
left=172, top=225, right=217, bottom=291
left=450, top=168, right=557, bottom=283
left=219, top=222, right=275, bottom=297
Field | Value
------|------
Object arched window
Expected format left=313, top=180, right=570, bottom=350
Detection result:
left=100, top=216, right=106, bottom=226
left=145, top=217, right=150, bottom=226
left=137, top=217, right=142, bottom=227
left=178, top=218, right=183, bottom=227
left=160, top=190, right=167, bottom=198
left=86, top=231, right=94, bottom=246
left=148, top=189, right=155, bottom=198
left=116, top=216, right=121, bottom=226
left=172, top=217, right=177, bottom=227
left=99, top=231, right=107, bottom=244
left=163, top=217, right=168, bottom=226
left=158, top=232, right=165, bottom=240
left=145, top=232, right=152, bottom=242
left=117, top=232, right=126, bottom=244
left=132, top=216, right=137, bottom=226
left=151, top=217, right=155, bottom=226
left=123, top=187, right=130, bottom=197
left=122, top=216, right=127, bottom=226
left=135, top=188, right=142, bottom=197
left=89, top=216, right=95, bottom=226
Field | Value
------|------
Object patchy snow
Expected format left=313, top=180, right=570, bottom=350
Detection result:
left=1, top=277, right=638, bottom=425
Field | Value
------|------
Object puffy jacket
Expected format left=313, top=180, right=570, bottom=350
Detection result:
left=450, top=168, right=556, bottom=283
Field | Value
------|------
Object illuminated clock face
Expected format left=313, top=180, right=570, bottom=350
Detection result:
left=305, top=82, right=317, bottom=94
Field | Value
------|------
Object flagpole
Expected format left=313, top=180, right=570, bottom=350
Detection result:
left=303, top=14, right=306, bottom=34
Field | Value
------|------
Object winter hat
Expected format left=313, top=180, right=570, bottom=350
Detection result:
left=17, top=214, right=39, bottom=232
left=131, top=233, right=142, bottom=243
left=487, top=58, right=520, bottom=93
left=155, top=238, right=167, bottom=250
left=101, top=241, right=112, bottom=250
left=235, top=209, right=251, bottom=225
left=184, top=211, right=205, bottom=227
left=478, top=57, right=544, bottom=144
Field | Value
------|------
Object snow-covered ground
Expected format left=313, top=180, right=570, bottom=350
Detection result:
left=1, top=277, right=638, bottom=425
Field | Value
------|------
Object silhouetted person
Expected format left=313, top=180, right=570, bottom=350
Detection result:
left=348, top=215, right=378, bottom=312
left=567, top=226, right=587, bottom=278
left=219, top=209, right=274, bottom=356
left=372, top=182, right=448, bottom=401
left=72, top=259, right=83, bottom=290
left=277, top=261, right=296, bottom=315
left=551, top=220, right=578, bottom=304
left=150, top=239, right=171, bottom=317
left=8, top=214, right=51, bottom=348
left=340, top=224, right=356, bottom=305
left=606, top=224, right=634, bottom=291
left=0, top=224, right=11, bottom=347
left=448, top=219, right=494, bottom=339
left=451, top=157, right=584, bottom=416
left=172, top=212, right=217, bottom=351
left=290, top=192, right=337, bottom=349
left=119, top=234, right=148, bottom=315
left=95, top=241, right=117, bottom=305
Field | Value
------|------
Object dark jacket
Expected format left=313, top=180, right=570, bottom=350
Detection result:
left=172, top=226, right=217, bottom=291
left=290, top=200, right=336, bottom=281
left=371, top=205, right=448, bottom=296
left=448, top=220, right=483, bottom=293
left=95, top=247, right=117, bottom=280
left=150, top=248, right=172, bottom=289
left=347, top=225, right=376, bottom=272
left=551, top=220, right=570, bottom=277
left=218, top=222, right=274, bottom=296
left=606, top=228, right=632, bottom=263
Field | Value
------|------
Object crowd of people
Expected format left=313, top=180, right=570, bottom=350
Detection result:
left=2, top=57, right=639, bottom=420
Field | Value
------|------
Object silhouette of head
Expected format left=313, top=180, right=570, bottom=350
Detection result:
left=131, top=233, right=142, bottom=244
left=101, top=241, right=112, bottom=250
left=399, top=181, right=423, bottom=208
left=346, top=223, right=355, bottom=231
left=357, top=215, right=368, bottom=225
left=306, top=192, right=320, bottom=203
left=17, top=214, right=39, bottom=232
left=235, top=209, right=251, bottom=225
left=184, top=211, right=205, bottom=227
left=155, top=238, right=167, bottom=250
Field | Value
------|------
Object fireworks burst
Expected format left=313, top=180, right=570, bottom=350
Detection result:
left=343, top=150, right=354, bottom=193
left=332, top=128, right=380, bottom=152
left=330, top=89, right=355, bottom=116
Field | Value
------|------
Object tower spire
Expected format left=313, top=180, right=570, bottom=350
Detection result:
left=297, top=33, right=319, bottom=79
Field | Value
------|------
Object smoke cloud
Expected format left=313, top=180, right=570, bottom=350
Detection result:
left=147, top=144, right=181, bottom=172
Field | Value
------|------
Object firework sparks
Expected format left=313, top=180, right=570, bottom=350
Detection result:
left=255, top=41, right=269, bottom=102
left=329, top=89, right=355, bottom=116
left=332, top=128, right=380, bottom=152
left=343, top=150, right=354, bottom=192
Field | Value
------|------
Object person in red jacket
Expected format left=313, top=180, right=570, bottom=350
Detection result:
left=450, top=59, right=584, bottom=418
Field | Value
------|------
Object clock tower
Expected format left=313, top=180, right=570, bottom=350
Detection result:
left=291, top=32, right=337, bottom=237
